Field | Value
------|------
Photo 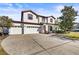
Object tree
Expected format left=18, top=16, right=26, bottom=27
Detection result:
left=59, top=6, right=78, bottom=32
left=0, top=16, right=13, bottom=35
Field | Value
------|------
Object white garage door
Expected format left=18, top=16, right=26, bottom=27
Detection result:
left=24, top=24, right=40, bottom=34
left=9, top=24, right=40, bottom=35
left=9, top=27, right=22, bottom=35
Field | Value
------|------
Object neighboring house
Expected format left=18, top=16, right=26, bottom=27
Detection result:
left=9, top=10, right=58, bottom=34
left=72, top=23, right=79, bottom=32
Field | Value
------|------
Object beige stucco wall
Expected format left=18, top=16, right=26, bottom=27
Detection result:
left=38, top=17, right=48, bottom=23
left=23, top=12, right=38, bottom=23
left=48, top=17, right=56, bottom=24
left=38, top=16, right=42, bottom=23
left=12, top=23, right=21, bottom=26
left=23, top=11, right=56, bottom=25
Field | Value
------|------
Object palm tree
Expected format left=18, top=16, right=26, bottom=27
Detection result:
left=0, top=16, right=13, bottom=35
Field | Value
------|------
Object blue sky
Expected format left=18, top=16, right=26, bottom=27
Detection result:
left=0, top=3, right=79, bottom=22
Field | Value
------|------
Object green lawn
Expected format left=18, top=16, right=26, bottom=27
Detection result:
left=0, top=36, right=8, bottom=55
left=65, top=32, right=79, bottom=39
left=0, top=47, right=8, bottom=55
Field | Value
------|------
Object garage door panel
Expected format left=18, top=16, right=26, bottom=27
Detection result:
left=24, top=27, right=39, bottom=34
left=9, top=27, right=22, bottom=34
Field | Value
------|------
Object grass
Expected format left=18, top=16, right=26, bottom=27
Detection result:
left=0, top=36, right=8, bottom=55
left=65, top=32, right=79, bottom=39
left=0, top=47, right=8, bottom=55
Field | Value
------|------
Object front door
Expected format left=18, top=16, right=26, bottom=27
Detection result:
left=43, top=25, right=46, bottom=33
left=48, top=26, right=52, bottom=33
left=38, top=25, right=46, bottom=33
left=50, top=26, right=52, bottom=31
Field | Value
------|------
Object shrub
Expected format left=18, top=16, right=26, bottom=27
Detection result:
left=55, top=30, right=65, bottom=33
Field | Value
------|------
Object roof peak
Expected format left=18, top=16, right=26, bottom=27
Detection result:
left=22, top=10, right=55, bottom=19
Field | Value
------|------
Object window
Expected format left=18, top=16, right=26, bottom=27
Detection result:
left=28, top=14, right=33, bottom=20
left=27, top=26, right=39, bottom=28
left=46, top=18, right=48, bottom=23
left=36, top=16, right=38, bottom=19
left=50, top=26, right=52, bottom=31
left=50, top=19, right=53, bottom=22
left=42, top=17, right=45, bottom=23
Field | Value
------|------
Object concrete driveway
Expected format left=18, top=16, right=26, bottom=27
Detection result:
left=1, top=34, right=79, bottom=55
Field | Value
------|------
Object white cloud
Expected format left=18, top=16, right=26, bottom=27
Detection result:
left=73, top=6, right=79, bottom=14
left=0, top=4, right=29, bottom=21
left=0, top=13, right=21, bottom=21
left=14, top=3, right=29, bottom=8
left=7, top=3, right=13, bottom=7
left=52, top=13, right=62, bottom=18
left=55, top=5, right=64, bottom=12
left=30, top=8, right=62, bottom=19
left=0, top=7, right=23, bottom=21
left=34, top=8, right=50, bottom=16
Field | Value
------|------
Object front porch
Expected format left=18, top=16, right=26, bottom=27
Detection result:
left=39, top=24, right=59, bottom=34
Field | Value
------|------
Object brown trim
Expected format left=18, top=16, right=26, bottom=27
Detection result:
left=22, top=10, right=47, bottom=17
left=12, top=21, right=22, bottom=23
left=38, top=15, right=48, bottom=18
left=12, top=21, right=58, bottom=25
left=48, top=16, right=56, bottom=19
left=22, top=10, right=38, bottom=16
left=12, top=21, right=43, bottom=25
left=45, top=23, right=58, bottom=25
left=21, top=11, right=24, bottom=34
left=21, top=11, right=23, bottom=22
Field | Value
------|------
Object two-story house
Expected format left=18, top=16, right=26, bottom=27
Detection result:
left=9, top=10, right=58, bottom=34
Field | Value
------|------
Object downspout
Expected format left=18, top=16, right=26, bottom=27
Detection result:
left=21, top=11, right=24, bottom=34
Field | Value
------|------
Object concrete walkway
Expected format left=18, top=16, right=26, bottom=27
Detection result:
left=1, top=34, right=79, bottom=55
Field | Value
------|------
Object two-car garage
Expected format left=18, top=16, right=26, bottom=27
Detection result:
left=9, top=22, right=40, bottom=35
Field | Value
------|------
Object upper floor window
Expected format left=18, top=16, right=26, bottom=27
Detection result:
left=42, top=17, right=45, bottom=23
left=50, top=19, right=53, bottom=22
left=28, top=14, right=33, bottom=20
left=46, top=18, right=48, bottom=23
left=36, top=16, right=38, bottom=19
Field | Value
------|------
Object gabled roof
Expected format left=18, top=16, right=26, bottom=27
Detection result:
left=22, top=10, right=38, bottom=16
left=48, top=16, right=56, bottom=19
left=22, top=10, right=55, bottom=19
